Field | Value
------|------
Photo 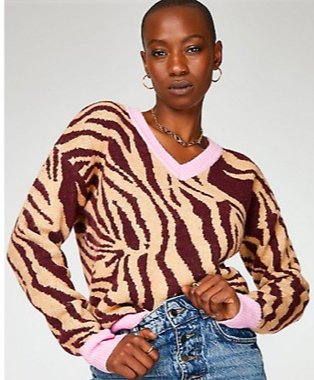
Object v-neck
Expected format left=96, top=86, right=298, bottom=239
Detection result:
left=126, top=105, right=223, bottom=181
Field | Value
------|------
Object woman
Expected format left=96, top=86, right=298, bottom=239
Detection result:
left=7, top=0, right=309, bottom=379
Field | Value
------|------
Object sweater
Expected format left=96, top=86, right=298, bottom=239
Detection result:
left=7, top=100, right=309, bottom=362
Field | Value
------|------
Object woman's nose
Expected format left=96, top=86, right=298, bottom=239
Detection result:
left=168, top=52, right=189, bottom=76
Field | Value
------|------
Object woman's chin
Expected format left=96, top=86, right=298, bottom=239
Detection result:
left=155, top=93, right=206, bottom=111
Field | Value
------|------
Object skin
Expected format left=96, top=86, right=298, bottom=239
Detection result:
left=106, top=6, right=239, bottom=379
left=140, top=5, right=223, bottom=164
left=106, top=328, right=159, bottom=379
left=181, top=274, right=240, bottom=321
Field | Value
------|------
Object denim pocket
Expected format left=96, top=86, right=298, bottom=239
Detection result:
left=212, top=321, right=257, bottom=344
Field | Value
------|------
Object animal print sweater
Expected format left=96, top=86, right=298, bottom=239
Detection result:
left=7, top=100, right=309, bottom=356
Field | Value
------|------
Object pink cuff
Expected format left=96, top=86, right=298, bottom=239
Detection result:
left=79, top=310, right=150, bottom=373
left=79, top=329, right=127, bottom=373
left=217, top=293, right=262, bottom=329
left=111, top=310, right=150, bottom=333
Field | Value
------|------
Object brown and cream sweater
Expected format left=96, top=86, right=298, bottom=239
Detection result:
left=7, top=100, right=309, bottom=356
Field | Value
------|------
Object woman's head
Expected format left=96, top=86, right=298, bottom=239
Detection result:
left=141, top=0, right=217, bottom=48
left=140, top=0, right=222, bottom=110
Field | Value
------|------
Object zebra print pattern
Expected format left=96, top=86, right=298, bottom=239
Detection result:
left=7, top=101, right=309, bottom=355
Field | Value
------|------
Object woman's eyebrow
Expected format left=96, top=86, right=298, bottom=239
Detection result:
left=182, top=34, right=205, bottom=42
left=147, top=34, right=205, bottom=46
left=147, top=39, right=164, bottom=46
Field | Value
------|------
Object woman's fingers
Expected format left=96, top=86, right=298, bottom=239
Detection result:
left=131, top=342, right=157, bottom=370
left=122, top=351, right=150, bottom=377
left=187, top=274, right=221, bottom=309
left=106, top=331, right=159, bottom=378
left=210, top=288, right=240, bottom=319
left=209, top=289, right=233, bottom=318
left=192, top=277, right=226, bottom=314
left=127, top=335, right=159, bottom=377
left=114, top=364, right=138, bottom=380
left=182, top=274, right=240, bottom=320
left=138, top=328, right=157, bottom=341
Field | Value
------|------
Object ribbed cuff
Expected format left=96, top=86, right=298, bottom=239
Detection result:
left=217, top=293, right=262, bottom=329
left=79, top=329, right=127, bottom=373
left=111, top=310, right=150, bottom=332
left=79, top=310, right=150, bottom=373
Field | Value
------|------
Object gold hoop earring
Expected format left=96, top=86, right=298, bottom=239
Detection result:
left=142, top=74, right=154, bottom=90
left=212, top=67, right=222, bottom=83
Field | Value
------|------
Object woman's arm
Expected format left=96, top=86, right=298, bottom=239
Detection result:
left=6, top=103, right=106, bottom=355
left=239, top=162, right=310, bottom=333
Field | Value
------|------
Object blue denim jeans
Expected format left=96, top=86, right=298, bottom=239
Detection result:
left=90, top=294, right=266, bottom=379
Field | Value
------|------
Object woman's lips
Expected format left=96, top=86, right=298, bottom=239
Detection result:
left=168, top=83, right=193, bottom=96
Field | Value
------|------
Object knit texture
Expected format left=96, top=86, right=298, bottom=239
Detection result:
left=6, top=100, right=309, bottom=356
left=79, top=328, right=127, bottom=373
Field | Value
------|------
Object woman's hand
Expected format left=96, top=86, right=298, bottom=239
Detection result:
left=181, top=274, right=240, bottom=321
left=106, top=328, right=159, bottom=379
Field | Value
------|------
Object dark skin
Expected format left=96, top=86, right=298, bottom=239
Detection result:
left=140, top=6, right=222, bottom=165
left=106, top=6, right=239, bottom=379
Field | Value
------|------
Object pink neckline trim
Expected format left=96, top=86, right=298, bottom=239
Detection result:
left=126, top=105, right=223, bottom=180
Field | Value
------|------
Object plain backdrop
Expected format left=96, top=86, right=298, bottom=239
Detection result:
left=5, top=0, right=314, bottom=379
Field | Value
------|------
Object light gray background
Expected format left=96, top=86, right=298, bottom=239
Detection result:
left=5, top=0, right=314, bottom=379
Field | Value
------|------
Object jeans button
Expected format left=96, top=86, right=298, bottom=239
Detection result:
left=181, top=332, right=195, bottom=343
left=181, top=354, right=190, bottom=361
left=181, top=354, right=196, bottom=362
left=169, top=307, right=185, bottom=317
left=170, top=308, right=178, bottom=317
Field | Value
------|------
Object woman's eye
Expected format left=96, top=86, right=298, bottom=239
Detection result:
left=151, top=50, right=166, bottom=57
left=187, top=46, right=201, bottom=53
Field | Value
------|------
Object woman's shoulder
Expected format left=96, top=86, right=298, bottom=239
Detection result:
left=72, top=99, right=131, bottom=123
left=220, top=146, right=264, bottom=177
left=61, top=99, right=132, bottom=134
left=54, top=100, right=132, bottom=150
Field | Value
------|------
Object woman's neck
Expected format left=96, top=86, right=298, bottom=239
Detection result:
left=151, top=102, right=203, bottom=143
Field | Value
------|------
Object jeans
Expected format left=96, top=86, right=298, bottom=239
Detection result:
left=90, top=294, right=266, bottom=379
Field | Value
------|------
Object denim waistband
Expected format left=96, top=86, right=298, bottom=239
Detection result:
left=134, top=294, right=212, bottom=336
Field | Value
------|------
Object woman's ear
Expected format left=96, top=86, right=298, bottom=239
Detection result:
left=213, top=40, right=223, bottom=70
left=140, top=50, right=149, bottom=75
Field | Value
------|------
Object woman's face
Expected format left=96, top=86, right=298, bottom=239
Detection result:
left=141, top=6, right=222, bottom=110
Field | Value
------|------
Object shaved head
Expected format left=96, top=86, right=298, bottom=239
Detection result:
left=141, top=0, right=217, bottom=48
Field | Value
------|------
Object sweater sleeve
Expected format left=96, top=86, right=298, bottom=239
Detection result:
left=6, top=104, right=105, bottom=355
left=239, top=162, right=310, bottom=334
left=79, top=310, right=150, bottom=373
